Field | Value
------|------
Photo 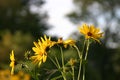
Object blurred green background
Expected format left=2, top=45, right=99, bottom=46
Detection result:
left=0, top=0, right=48, bottom=63
left=0, top=0, right=120, bottom=80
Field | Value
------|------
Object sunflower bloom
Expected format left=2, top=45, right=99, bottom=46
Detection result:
left=10, top=50, right=15, bottom=75
left=79, top=23, right=103, bottom=42
left=31, top=35, right=55, bottom=66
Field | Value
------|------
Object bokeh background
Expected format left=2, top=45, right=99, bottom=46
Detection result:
left=0, top=0, right=120, bottom=80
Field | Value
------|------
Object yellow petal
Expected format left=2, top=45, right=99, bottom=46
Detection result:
left=43, top=54, right=47, bottom=62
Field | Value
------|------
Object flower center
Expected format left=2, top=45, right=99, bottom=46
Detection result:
left=87, top=32, right=92, bottom=36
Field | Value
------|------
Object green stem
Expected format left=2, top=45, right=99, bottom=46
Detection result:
left=74, top=46, right=82, bottom=80
left=72, top=66, right=75, bottom=80
left=60, top=47, right=66, bottom=80
left=48, top=56, right=66, bottom=80
left=48, top=56, right=59, bottom=69
left=34, top=67, right=39, bottom=80
left=48, top=47, right=66, bottom=80
left=83, top=39, right=90, bottom=80
left=74, top=45, right=81, bottom=60
left=55, top=57, right=66, bottom=80
left=75, top=40, right=86, bottom=80
left=60, top=47, right=65, bottom=70
left=83, top=64, right=85, bottom=80
left=55, top=57, right=61, bottom=69
left=84, top=40, right=90, bottom=61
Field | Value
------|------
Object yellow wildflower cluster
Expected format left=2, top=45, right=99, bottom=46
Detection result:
left=8, top=23, right=103, bottom=80
left=0, top=69, right=30, bottom=80
left=30, top=24, right=103, bottom=67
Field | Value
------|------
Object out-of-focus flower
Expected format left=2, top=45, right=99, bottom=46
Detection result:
left=10, top=75, right=19, bottom=80
left=68, top=58, right=77, bottom=66
left=17, top=71, right=31, bottom=80
left=0, top=69, right=11, bottom=80
left=79, top=23, right=103, bottom=42
left=10, top=50, right=15, bottom=75
left=0, top=69, right=30, bottom=80
left=31, top=35, right=55, bottom=66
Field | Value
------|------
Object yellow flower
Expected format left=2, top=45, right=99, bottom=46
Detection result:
left=0, top=69, right=11, bottom=79
left=57, top=38, right=76, bottom=48
left=31, top=35, right=54, bottom=66
left=57, top=37, right=63, bottom=44
left=0, top=70, right=31, bottom=80
left=17, top=71, right=31, bottom=80
left=79, top=23, right=103, bottom=42
left=10, top=75, right=19, bottom=80
left=10, top=50, right=15, bottom=75
left=68, top=58, right=77, bottom=66
left=63, top=39, right=76, bottom=48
